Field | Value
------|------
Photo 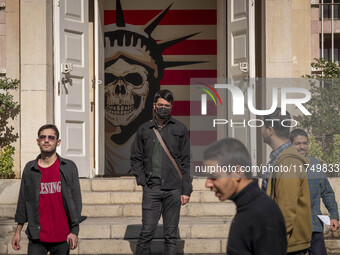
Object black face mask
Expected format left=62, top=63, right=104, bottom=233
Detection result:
left=155, top=107, right=171, bottom=119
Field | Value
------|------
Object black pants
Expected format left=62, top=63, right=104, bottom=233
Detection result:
left=28, top=239, right=69, bottom=255
left=135, top=186, right=181, bottom=255
left=308, top=232, right=327, bottom=255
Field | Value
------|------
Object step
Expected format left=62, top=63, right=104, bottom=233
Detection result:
left=0, top=238, right=228, bottom=254
left=3, top=238, right=340, bottom=255
left=0, top=217, right=231, bottom=254
left=79, top=178, right=209, bottom=192
left=82, top=190, right=221, bottom=205
left=0, top=178, right=234, bottom=219
left=0, top=178, right=209, bottom=207
left=0, top=201, right=236, bottom=218
left=2, top=218, right=340, bottom=254
left=0, top=217, right=232, bottom=240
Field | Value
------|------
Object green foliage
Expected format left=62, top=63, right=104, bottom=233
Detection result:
left=0, top=78, right=20, bottom=147
left=301, top=59, right=340, bottom=136
left=304, top=58, right=340, bottom=79
left=302, top=59, right=340, bottom=176
left=0, top=78, right=20, bottom=178
left=0, top=78, right=20, bottom=114
left=0, top=145, right=15, bottom=179
left=307, top=136, right=325, bottom=161
left=328, top=134, right=340, bottom=165
left=307, top=135, right=340, bottom=168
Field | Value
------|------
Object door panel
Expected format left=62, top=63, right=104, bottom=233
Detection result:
left=57, top=0, right=90, bottom=177
left=227, top=0, right=256, bottom=164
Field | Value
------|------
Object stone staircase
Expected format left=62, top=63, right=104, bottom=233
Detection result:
left=1, top=178, right=340, bottom=254
left=0, top=178, right=235, bottom=254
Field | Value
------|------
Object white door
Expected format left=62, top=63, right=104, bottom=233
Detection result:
left=227, top=0, right=256, bottom=164
left=55, top=0, right=90, bottom=177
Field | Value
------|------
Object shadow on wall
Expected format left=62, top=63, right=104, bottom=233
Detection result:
left=125, top=224, right=184, bottom=254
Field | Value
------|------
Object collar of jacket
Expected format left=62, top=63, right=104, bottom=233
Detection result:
left=30, top=153, right=67, bottom=172
left=147, top=116, right=175, bottom=129
left=229, top=179, right=261, bottom=208
left=275, top=146, right=310, bottom=165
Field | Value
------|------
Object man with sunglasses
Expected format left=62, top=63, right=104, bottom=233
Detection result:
left=131, top=89, right=192, bottom=255
left=12, top=124, right=86, bottom=254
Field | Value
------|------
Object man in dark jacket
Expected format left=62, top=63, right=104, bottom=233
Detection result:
left=11, top=124, right=85, bottom=254
left=204, top=138, right=287, bottom=255
left=131, top=89, right=192, bottom=255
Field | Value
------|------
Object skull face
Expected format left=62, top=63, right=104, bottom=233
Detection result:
left=105, top=58, right=149, bottom=126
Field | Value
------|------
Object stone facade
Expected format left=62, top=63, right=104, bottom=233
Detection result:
left=20, top=0, right=54, bottom=171
left=0, top=0, right=332, bottom=175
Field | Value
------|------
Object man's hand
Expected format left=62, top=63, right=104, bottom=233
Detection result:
left=11, top=224, right=23, bottom=251
left=330, top=219, right=339, bottom=231
left=67, top=233, right=78, bottom=250
left=181, top=195, right=190, bottom=206
left=11, top=233, right=21, bottom=251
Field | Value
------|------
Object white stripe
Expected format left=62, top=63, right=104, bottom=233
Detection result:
left=104, top=25, right=217, bottom=40
left=160, top=85, right=190, bottom=101
left=148, top=25, right=217, bottom=40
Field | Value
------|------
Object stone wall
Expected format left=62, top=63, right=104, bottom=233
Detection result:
left=20, top=0, right=54, bottom=170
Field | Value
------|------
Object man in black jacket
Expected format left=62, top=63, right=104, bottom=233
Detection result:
left=11, top=124, right=85, bottom=254
left=131, top=89, right=192, bottom=255
left=204, top=138, right=287, bottom=255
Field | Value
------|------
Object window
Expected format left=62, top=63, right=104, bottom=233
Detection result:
left=320, top=0, right=340, bottom=19
left=320, top=33, right=340, bottom=61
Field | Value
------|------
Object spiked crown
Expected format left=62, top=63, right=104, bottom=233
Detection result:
left=104, top=0, right=202, bottom=80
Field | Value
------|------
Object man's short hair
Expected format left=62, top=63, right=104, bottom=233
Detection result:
left=38, top=124, right=60, bottom=140
left=154, top=89, right=174, bottom=104
left=263, top=107, right=291, bottom=139
left=290, top=129, right=308, bottom=143
left=203, top=138, right=252, bottom=178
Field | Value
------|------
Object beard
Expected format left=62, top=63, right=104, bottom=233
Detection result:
left=39, top=143, right=57, bottom=154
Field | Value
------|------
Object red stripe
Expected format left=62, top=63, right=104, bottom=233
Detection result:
left=104, top=10, right=217, bottom=26
left=189, top=131, right=217, bottom=146
left=162, top=40, right=217, bottom=55
left=160, top=70, right=217, bottom=85
left=171, top=101, right=217, bottom=116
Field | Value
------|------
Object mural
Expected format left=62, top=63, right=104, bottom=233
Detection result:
left=104, top=0, right=217, bottom=175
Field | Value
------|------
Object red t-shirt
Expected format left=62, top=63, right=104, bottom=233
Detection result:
left=38, top=158, right=70, bottom=242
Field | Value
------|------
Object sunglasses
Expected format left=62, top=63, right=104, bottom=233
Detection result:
left=38, top=135, right=56, bottom=141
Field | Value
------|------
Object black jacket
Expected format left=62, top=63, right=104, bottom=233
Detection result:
left=14, top=154, right=86, bottom=239
left=227, top=179, right=287, bottom=255
left=131, top=117, right=193, bottom=196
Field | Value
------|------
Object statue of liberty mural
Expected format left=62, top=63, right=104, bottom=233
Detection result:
left=104, top=0, right=201, bottom=175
